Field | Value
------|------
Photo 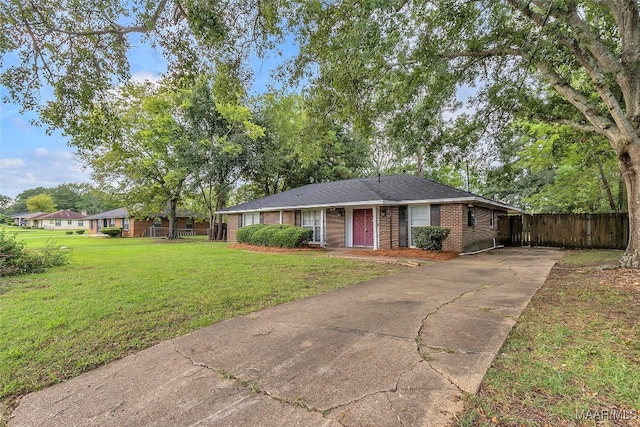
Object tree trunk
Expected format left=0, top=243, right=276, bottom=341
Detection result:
left=216, top=213, right=225, bottom=241
left=214, top=196, right=226, bottom=241
left=595, top=152, right=617, bottom=211
left=168, top=198, right=179, bottom=240
left=209, top=214, right=215, bottom=241
left=617, top=146, right=640, bottom=268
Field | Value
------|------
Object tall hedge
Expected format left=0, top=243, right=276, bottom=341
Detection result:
left=236, top=224, right=313, bottom=248
left=412, top=226, right=451, bottom=251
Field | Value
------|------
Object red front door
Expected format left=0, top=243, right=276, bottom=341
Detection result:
left=353, top=209, right=374, bottom=246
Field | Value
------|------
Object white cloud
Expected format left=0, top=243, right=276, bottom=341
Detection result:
left=0, top=158, right=26, bottom=169
left=0, top=149, right=92, bottom=198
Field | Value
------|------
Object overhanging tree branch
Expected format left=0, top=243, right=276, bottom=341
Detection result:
left=534, top=60, right=621, bottom=146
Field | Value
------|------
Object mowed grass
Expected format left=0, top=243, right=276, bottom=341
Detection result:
left=0, top=228, right=407, bottom=405
left=458, top=249, right=640, bottom=426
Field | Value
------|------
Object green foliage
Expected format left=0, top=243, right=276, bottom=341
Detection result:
left=236, top=224, right=264, bottom=243
left=484, top=121, right=625, bottom=213
left=412, top=226, right=451, bottom=251
left=236, top=224, right=313, bottom=248
left=75, top=230, right=85, bottom=234
left=65, top=231, right=74, bottom=235
left=26, top=194, right=56, bottom=213
left=100, top=227, right=122, bottom=237
left=0, top=230, right=69, bottom=277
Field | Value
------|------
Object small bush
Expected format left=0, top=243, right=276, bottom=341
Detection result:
left=75, top=229, right=85, bottom=234
left=0, top=230, right=69, bottom=277
left=412, top=226, right=451, bottom=251
left=100, top=227, right=123, bottom=237
left=66, top=231, right=74, bottom=235
left=236, top=224, right=313, bottom=248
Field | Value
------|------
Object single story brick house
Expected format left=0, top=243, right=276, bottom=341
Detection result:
left=84, top=207, right=209, bottom=237
left=218, top=174, right=519, bottom=253
left=11, top=210, right=88, bottom=230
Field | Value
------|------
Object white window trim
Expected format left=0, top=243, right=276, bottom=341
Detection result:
left=302, top=209, right=324, bottom=245
left=242, top=212, right=260, bottom=227
left=408, top=205, right=431, bottom=247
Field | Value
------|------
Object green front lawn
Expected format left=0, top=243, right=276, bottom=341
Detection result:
left=0, top=228, right=407, bottom=407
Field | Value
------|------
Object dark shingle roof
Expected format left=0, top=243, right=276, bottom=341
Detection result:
left=84, top=208, right=129, bottom=220
left=219, top=174, right=517, bottom=213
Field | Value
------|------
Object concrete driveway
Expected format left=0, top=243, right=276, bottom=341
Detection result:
left=8, top=247, right=562, bottom=427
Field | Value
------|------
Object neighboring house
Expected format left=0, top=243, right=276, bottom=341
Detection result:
left=10, top=212, right=47, bottom=227
left=32, top=210, right=88, bottom=230
left=218, top=174, right=520, bottom=253
left=84, top=207, right=209, bottom=237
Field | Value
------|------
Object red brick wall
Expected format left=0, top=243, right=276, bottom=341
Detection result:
left=263, top=211, right=281, bottom=224
left=440, top=204, right=505, bottom=252
left=462, top=206, right=505, bottom=252
left=226, top=214, right=241, bottom=243
left=282, top=211, right=295, bottom=225
left=326, top=208, right=346, bottom=247
left=378, top=206, right=400, bottom=249
left=440, top=204, right=465, bottom=252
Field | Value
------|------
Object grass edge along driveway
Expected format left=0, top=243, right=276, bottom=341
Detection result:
left=0, top=230, right=408, bottom=421
left=457, top=249, right=640, bottom=427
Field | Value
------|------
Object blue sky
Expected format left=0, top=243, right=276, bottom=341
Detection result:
left=0, top=35, right=296, bottom=200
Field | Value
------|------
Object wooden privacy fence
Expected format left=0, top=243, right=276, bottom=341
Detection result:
left=498, top=213, right=629, bottom=250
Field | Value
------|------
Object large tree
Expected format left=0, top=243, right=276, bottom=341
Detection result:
left=3, top=0, right=640, bottom=266
left=72, top=79, right=199, bottom=239
left=179, top=73, right=264, bottom=240
left=292, top=0, right=640, bottom=267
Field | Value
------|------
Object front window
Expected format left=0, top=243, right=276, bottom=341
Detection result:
left=78, top=220, right=84, bottom=227
left=55, top=220, right=61, bottom=226
left=185, top=218, right=194, bottom=229
left=67, top=220, right=73, bottom=225
left=243, top=212, right=261, bottom=227
left=123, top=218, right=130, bottom=231
left=153, top=218, right=162, bottom=228
left=409, top=206, right=430, bottom=247
left=302, top=210, right=322, bottom=243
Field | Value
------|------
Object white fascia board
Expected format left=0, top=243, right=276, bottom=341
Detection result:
left=394, top=197, right=521, bottom=212
left=217, top=200, right=386, bottom=214
left=217, top=197, right=521, bottom=214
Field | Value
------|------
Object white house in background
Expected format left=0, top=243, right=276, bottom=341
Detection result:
left=30, top=210, right=89, bottom=230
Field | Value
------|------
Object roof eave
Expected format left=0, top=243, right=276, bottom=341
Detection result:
left=217, top=197, right=522, bottom=214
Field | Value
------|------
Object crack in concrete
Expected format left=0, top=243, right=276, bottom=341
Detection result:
left=414, top=286, right=489, bottom=395
left=171, top=341, right=335, bottom=421
left=323, top=358, right=423, bottom=424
